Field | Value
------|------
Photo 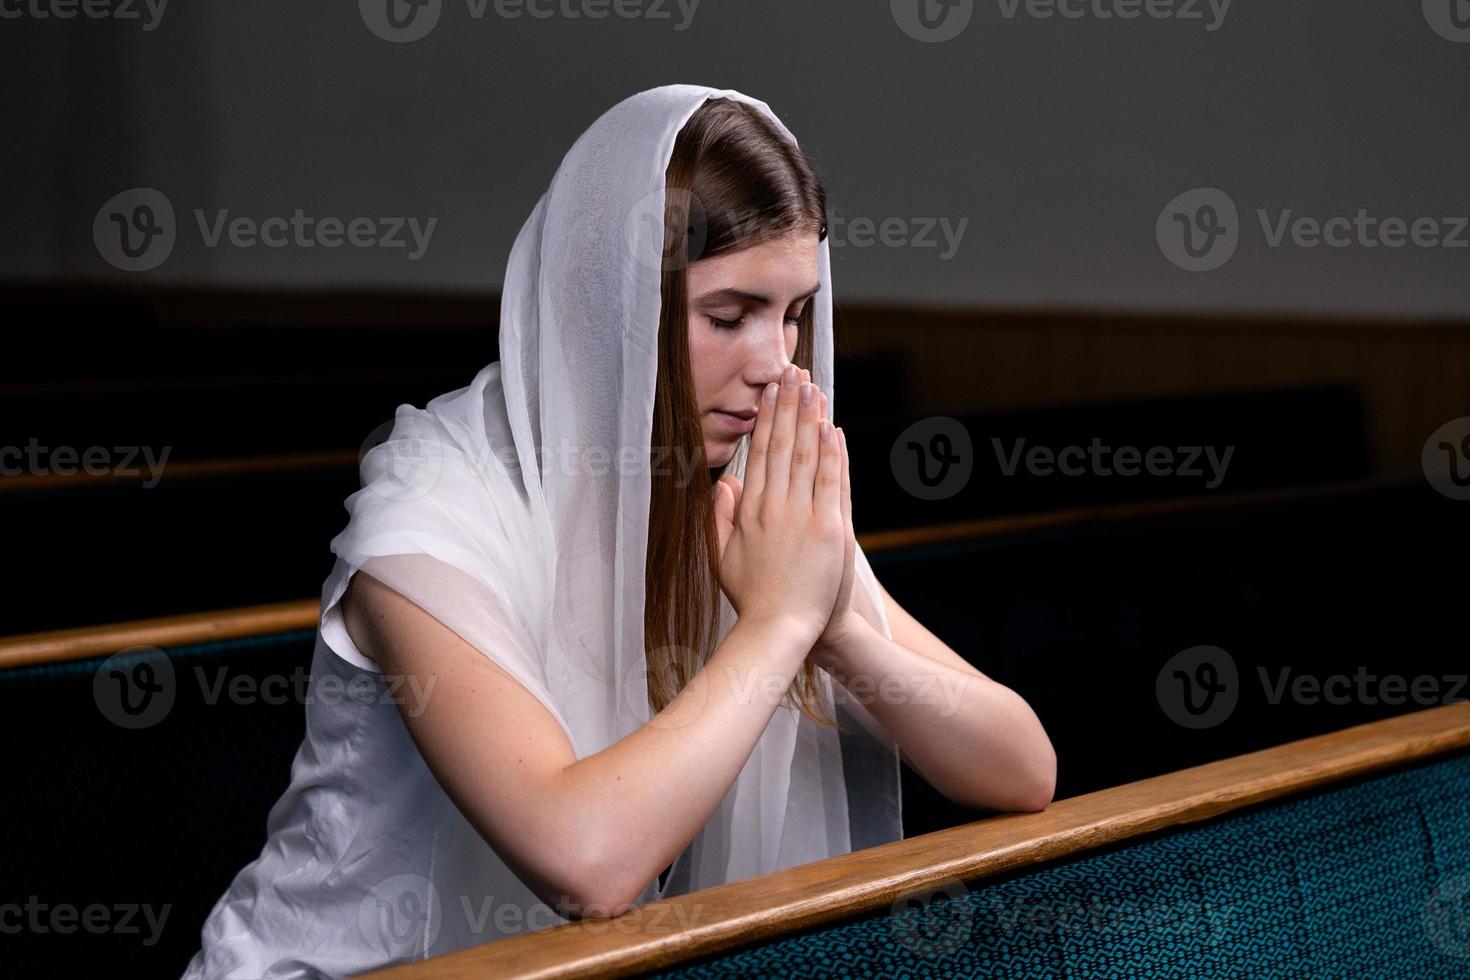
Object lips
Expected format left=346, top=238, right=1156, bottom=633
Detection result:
left=719, top=409, right=758, bottom=421
left=712, top=410, right=757, bottom=435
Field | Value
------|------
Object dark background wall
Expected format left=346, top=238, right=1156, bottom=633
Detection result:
left=2, top=1, right=1469, bottom=316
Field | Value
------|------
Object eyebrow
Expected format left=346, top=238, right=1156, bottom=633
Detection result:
left=695, top=282, right=822, bottom=307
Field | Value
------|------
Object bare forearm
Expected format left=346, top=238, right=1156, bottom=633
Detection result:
left=558, top=615, right=813, bottom=908
left=818, top=617, right=1055, bottom=813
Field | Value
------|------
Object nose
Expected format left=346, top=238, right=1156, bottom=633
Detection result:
left=750, top=321, right=796, bottom=389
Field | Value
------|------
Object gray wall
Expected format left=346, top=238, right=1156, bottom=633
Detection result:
left=4, top=0, right=1468, bottom=316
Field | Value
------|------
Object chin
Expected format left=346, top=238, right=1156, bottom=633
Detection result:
left=705, top=439, right=734, bottom=471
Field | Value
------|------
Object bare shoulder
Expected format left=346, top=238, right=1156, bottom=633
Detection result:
left=339, top=568, right=437, bottom=672
left=339, top=569, right=388, bottom=664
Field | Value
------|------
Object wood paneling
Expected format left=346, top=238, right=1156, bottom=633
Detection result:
left=834, top=306, right=1470, bottom=477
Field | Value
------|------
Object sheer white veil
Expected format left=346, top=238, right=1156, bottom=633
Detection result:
left=324, top=83, right=902, bottom=917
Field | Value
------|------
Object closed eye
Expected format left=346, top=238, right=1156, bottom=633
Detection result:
left=709, top=314, right=804, bottom=330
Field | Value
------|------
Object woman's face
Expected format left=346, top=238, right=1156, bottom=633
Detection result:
left=687, top=229, right=822, bottom=470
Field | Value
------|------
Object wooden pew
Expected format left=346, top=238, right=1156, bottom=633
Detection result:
left=1, top=476, right=1460, bottom=977
left=356, top=702, right=1470, bottom=978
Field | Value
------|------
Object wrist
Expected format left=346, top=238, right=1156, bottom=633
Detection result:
left=735, top=611, right=825, bottom=658
left=812, top=611, right=875, bottom=674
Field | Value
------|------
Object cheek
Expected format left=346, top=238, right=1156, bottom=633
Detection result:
left=687, top=319, right=728, bottom=405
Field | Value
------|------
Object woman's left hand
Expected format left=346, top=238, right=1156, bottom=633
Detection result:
left=813, top=387, right=859, bottom=655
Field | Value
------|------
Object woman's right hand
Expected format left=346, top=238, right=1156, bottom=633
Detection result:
left=712, top=364, right=846, bottom=645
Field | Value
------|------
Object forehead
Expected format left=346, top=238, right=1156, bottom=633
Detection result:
left=686, top=231, right=820, bottom=293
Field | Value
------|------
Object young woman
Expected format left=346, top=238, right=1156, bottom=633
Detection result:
left=182, top=84, right=1055, bottom=979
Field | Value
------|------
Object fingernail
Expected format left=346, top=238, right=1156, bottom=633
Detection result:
left=801, top=383, right=814, bottom=405
left=764, top=382, right=778, bottom=405
left=821, top=420, right=833, bottom=441
left=782, top=365, right=796, bottom=388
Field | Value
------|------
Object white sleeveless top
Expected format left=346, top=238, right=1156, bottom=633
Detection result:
left=180, top=564, right=589, bottom=979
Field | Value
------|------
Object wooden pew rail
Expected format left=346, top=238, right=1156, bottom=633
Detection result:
left=359, top=702, right=1470, bottom=979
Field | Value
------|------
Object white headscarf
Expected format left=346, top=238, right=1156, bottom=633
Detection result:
left=329, top=83, right=902, bottom=910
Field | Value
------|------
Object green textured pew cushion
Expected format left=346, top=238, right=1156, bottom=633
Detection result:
left=0, top=630, right=318, bottom=979
left=652, top=750, right=1470, bottom=978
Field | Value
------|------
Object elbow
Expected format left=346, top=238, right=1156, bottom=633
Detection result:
left=1011, top=766, right=1056, bottom=812
left=556, top=841, right=644, bottom=921
left=1012, top=741, right=1058, bottom=812
left=973, top=740, right=1056, bottom=814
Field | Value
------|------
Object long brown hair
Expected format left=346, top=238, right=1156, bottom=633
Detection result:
left=643, top=97, right=846, bottom=733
